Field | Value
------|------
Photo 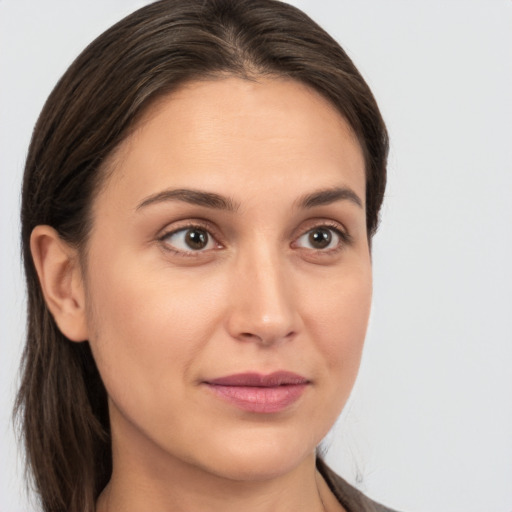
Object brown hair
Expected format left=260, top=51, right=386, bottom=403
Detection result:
left=16, top=1, right=388, bottom=511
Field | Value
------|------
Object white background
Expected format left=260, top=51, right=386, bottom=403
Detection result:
left=1, top=1, right=511, bottom=511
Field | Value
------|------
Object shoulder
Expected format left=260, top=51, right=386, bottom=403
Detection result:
left=316, top=457, right=402, bottom=512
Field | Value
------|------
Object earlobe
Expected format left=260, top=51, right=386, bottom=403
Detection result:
left=30, top=225, right=88, bottom=342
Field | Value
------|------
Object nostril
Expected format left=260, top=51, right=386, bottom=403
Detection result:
left=237, top=330, right=296, bottom=346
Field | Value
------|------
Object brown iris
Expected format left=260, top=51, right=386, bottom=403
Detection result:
left=308, top=228, right=332, bottom=249
left=185, top=228, right=209, bottom=250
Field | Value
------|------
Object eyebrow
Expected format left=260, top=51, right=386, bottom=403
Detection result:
left=136, top=188, right=239, bottom=212
left=297, top=187, right=363, bottom=209
left=136, top=185, right=362, bottom=212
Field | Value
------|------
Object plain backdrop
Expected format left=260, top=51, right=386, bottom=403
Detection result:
left=1, top=1, right=511, bottom=511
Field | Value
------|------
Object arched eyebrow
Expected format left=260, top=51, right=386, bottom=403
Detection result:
left=136, top=186, right=362, bottom=212
left=136, top=188, right=240, bottom=212
left=296, top=187, right=363, bottom=209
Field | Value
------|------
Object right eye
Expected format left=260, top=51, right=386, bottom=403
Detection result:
left=161, top=226, right=217, bottom=253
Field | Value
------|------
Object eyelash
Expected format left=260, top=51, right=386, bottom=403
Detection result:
left=158, top=221, right=221, bottom=257
left=293, top=222, right=352, bottom=254
left=158, top=221, right=351, bottom=257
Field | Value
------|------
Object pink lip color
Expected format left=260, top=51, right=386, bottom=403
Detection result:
left=204, top=371, right=309, bottom=413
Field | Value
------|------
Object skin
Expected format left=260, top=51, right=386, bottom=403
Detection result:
left=31, top=77, right=372, bottom=512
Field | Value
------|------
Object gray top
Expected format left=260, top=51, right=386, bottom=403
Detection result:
left=317, top=458, right=400, bottom=512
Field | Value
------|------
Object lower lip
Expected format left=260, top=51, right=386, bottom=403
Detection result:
left=205, top=383, right=308, bottom=413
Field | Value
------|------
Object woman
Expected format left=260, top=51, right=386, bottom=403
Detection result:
left=16, top=0, right=394, bottom=511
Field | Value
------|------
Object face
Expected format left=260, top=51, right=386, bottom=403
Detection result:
left=83, top=77, right=371, bottom=481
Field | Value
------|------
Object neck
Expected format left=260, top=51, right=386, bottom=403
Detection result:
left=98, top=454, right=330, bottom=512
left=96, top=412, right=337, bottom=512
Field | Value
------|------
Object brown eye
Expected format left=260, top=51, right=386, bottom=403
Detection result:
left=163, top=227, right=214, bottom=252
left=185, top=228, right=209, bottom=250
left=295, top=226, right=342, bottom=251
left=308, top=228, right=332, bottom=249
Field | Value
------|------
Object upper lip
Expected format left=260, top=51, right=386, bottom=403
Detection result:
left=205, top=371, right=309, bottom=387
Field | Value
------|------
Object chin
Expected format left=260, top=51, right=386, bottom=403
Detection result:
left=188, top=428, right=318, bottom=482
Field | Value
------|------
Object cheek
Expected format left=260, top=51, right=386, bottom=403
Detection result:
left=83, top=253, right=222, bottom=404
left=304, top=264, right=372, bottom=386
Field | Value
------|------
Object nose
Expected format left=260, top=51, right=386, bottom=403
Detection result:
left=225, top=246, right=300, bottom=347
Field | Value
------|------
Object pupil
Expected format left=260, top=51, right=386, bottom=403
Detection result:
left=309, top=228, right=331, bottom=249
left=185, top=229, right=208, bottom=250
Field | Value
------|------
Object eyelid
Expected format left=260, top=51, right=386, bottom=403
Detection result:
left=158, top=220, right=223, bottom=255
left=155, top=218, right=352, bottom=257
left=292, top=220, right=352, bottom=252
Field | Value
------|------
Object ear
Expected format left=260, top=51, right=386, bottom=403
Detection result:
left=30, top=225, right=88, bottom=342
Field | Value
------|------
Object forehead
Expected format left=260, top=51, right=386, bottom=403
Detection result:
left=96, top=77, right=366, bottom=211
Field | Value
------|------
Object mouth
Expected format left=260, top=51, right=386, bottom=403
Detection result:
left=203, top=371, right=310, bottom=413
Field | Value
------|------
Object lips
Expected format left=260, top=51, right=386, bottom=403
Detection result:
left=204, top=371, right=309, bottom=413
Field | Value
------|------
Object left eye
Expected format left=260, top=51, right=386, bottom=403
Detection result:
left=162, top=227, right=216, bottom=252
left=295, top=227, right=342, bottom=250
